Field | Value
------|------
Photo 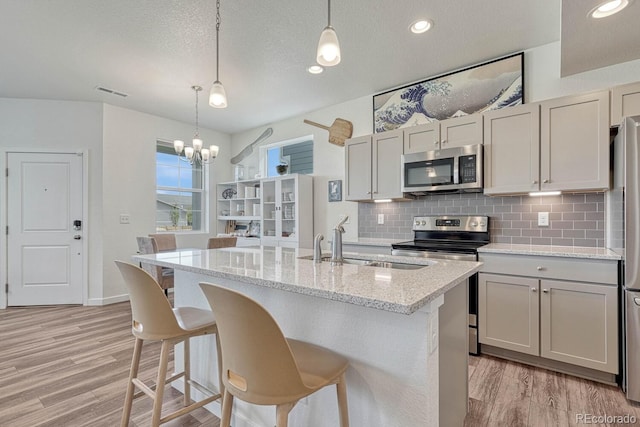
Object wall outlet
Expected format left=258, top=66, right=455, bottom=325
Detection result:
left=538, top=212, right=549, bottom=227
left=377, top=214, right=384, bottom=225
left=119, top=214, right=130, bottom=224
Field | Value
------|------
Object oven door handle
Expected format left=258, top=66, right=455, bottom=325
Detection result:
left=391, top=248, right=478, bottom=262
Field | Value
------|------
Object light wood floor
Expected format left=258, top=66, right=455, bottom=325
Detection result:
left=465, top=354, right=640, bottom=427
left=1, top=301, right=638, bottom=427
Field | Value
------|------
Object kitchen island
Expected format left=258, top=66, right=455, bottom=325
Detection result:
left=132, top=246, right=481, bottom=427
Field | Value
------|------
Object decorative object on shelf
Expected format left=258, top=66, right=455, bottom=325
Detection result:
left=304, top=118, right=353, bottom=146
left=316, top=0, right=341, bottom=66
left=328, top=179, right=342, bottom=202
left=209, top=0, right=228, bottom=108
left=173, top=86, right=220, bottom=165
left=222, top=188, right=236, bottom=199
left=276, top=163, right=289, bottom=175
left=373, top=52, right=524, bottom=133
left=231, top=127, right=273, bottom=164
left=234, top=164, right=245, bottom=181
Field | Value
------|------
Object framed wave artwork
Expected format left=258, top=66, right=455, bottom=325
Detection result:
left=373, top=52, right=524, bottom=133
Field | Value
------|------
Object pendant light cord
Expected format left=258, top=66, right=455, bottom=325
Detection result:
left=327, top=0, right=331, bottom=26
left=216, top=0, right=221, bottom=81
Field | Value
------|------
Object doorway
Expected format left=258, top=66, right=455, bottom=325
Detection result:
left=6, top=152, right=85, bottom=305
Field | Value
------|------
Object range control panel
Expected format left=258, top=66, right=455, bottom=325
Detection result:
left=412, top=215, right=489, bottom=232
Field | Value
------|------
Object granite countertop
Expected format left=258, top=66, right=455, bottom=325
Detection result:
left=478, top=243, right=622, bottom=260
left=132, top=247, right=481, bottom=315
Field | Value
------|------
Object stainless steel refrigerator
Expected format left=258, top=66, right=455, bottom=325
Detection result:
left=607, top=115, right=640, bottom=402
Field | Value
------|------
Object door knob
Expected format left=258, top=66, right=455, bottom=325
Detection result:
left=543, top=289, right=549, bottom=293
left=531, top=288, right=537, bottom=292
left=74, top=235, right=81, bottom=240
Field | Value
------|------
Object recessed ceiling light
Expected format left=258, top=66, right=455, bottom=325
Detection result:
left=590, top=0, right=631, bottom=18
left=410, top=19, right=433, bottom=34
left=308, top=65, right=324, bottom=74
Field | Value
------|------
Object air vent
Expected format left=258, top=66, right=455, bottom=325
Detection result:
left=95, top=86, right=128, bottom=98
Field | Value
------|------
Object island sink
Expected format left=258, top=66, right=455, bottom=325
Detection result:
left=299, top=255, right=426, bottom=270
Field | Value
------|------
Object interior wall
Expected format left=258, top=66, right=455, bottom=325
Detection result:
left=0, top=98, right=104, bottom=309
left=101, top=104, right=232, bottom=302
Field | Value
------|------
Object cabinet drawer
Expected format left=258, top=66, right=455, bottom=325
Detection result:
left=479, top=253, right=618, bottom=285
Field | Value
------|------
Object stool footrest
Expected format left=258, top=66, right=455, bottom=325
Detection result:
left=160, top=392, right=222, bottom=424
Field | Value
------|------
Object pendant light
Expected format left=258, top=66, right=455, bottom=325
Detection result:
left=316, top=0, right=341, bottom=66
left=174, top=86, right=220, bottom=165
left=209, top=0, right=228, bottom=108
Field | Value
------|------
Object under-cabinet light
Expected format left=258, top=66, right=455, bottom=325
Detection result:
left=373, top=199, right=392, bottom=203
left=528, top=191, right=561, bottom=197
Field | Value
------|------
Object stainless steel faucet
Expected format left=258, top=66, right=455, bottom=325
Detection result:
left=331, top=216, right=349, bottom=265
left=313, top=234, right=324, bottom=263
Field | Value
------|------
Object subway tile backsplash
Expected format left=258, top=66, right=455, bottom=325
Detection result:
left=358, top=192, right=606, bottom=247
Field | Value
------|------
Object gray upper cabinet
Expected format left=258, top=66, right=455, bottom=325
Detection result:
left=483, top=103, right=540, bottom=195
left=403, top=114, right=483, bottom=154
left=611, top=81, right=640, bottom=126
left=540, top=90, right=610, bottom=192
left=483, top=91, right=610, bottom=195
left=345, top=129, right=403, bottom=201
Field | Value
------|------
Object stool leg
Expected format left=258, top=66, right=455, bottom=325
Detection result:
left=183, top=338, right=191, bottom=406
left=121, top=337, right=143, bottom=427
left=275, top=402, right=295, bottom=427
left=220, top=389, right=234, bottom=427
left=336, top=373, right=349, bottom=427
left=151, top=340, right=171, bottom=427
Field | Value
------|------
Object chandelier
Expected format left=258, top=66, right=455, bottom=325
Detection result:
left=173, top=85, right=219, bottom=165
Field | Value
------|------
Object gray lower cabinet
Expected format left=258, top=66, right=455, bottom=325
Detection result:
left=479, top=253, right=618, bottom=374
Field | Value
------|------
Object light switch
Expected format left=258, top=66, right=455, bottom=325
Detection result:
left=377, top=214, right=384, bottom=225
left=538, top=212, right=549, bottom=227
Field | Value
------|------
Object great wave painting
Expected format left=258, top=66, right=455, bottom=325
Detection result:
left=373, top=53, right=523, bottom=133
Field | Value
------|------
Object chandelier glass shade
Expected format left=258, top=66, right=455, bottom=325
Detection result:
left=174, top=86, right=220, bottom=165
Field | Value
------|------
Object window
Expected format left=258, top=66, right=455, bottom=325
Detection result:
left=262, top=137, right=313, bottom=177
left=156, top=142, right=205, bottom=232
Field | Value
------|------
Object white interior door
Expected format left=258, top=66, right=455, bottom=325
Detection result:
left=7, top=152, right=84, bottom=305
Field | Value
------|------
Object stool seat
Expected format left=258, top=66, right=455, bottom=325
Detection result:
left=116, top=261, right=223, bottom=427
left=173, top=307, right=216, bottom=331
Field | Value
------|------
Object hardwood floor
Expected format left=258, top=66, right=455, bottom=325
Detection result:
left=2, top=301, right=638, bottom=426
left=0, top=302, right=220, bottom=427
left=465, top=354, right=640, bottom=427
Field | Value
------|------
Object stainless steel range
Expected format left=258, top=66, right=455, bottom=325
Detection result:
left=391, top=215, right=490, bottom=355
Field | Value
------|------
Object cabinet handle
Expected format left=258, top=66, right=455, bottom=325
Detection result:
left=532, top=180, right=538, bottom=184
left=543, top=289, right=549, bottom=293
left=543, top=179, right=549, bottom=183
left=366, top=191, right=372, bottom=194
left=531, top=288, right=537, bottom=292
left=537, top=266, right=544, bottom=271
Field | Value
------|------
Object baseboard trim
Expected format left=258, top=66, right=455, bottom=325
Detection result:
left=481, top=344, right=617, bottom=385
left=87, top=294, right=129, bottom=306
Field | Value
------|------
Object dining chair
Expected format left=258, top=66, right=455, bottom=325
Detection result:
left=136, top=237, right=174, bottom=293
left=207, top=236, right=237, bottom=249
left=115, top=261, right=223, bottom=427
left=198, top=283, right=349, bottom=427
left=149, top=233, right=177, bottom=252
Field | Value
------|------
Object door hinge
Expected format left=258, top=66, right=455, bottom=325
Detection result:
left=5, top=226, right=7, bottom=235
left=5, top=168, right=7, bottom=177
left=5, top=283, right=7, bottom=294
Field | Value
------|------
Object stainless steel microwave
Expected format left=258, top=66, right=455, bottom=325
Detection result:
left=401, top=144, right=483, bottom=194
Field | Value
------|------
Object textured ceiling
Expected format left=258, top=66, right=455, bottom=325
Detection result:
left=0, top=0, right=635, bottom=134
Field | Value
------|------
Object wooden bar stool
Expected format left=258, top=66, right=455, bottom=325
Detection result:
left=207, top=236, right=237, bottom=249
left=115, top=261, right=223, bottom=427
left=199, top=282, right=349, bottom=427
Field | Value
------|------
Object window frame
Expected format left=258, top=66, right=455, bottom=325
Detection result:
left=155, top=139, right=209, bottom=234
left=259, top=134, right=314, bottom=177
